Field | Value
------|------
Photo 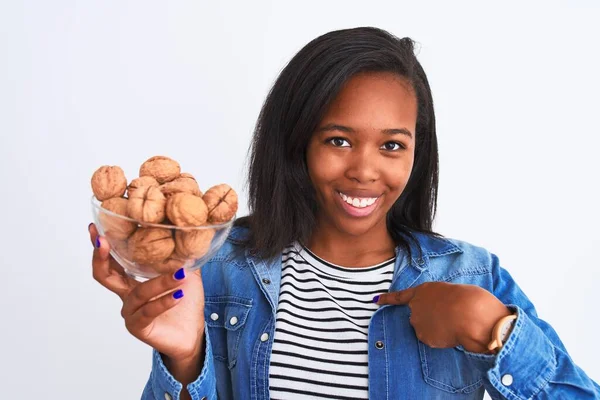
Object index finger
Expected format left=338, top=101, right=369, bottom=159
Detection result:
left=375, top=287, right=416, bottom=305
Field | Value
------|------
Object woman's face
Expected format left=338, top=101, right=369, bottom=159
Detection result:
left=306, top=71, right=418, bottom=237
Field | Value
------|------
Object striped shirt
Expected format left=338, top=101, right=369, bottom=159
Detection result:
left=269, top=242, right=396, bottom=399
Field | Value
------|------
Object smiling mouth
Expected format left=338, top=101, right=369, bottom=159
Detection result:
left=335, top=190, right=381, bottom=218
left=337, top=191, right=380, bottom=208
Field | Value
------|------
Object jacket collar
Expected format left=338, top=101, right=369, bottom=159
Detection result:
left=399, top=230, right=462, bottom=271
left=227, top=225, right=462, bottom=270
left=228, top=225, right=462, bottom=311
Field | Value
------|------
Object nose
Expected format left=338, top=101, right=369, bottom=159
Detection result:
left=344, top=147, right=379, bottom=184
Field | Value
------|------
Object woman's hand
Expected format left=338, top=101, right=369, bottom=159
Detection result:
left=375, top=282, right=512, bottom=354
left=89, top=223, right=206, bottom=364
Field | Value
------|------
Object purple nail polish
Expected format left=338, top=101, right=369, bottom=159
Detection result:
left=373, top=295, right=380, bottom=303
left=95, top=236, right=101, bottom=248
left=174, top=268, right=185, bottom=280
left=173, top=289, right=184, bottom=299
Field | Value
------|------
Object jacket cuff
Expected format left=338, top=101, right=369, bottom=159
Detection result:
left=150, top=326, right=216, bottom=400
left=486, top=304, right=557, bottom=399
left=459, top=305, right=558, bottom=399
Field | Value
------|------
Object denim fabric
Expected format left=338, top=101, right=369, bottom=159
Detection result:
left=143, top=227, right=600, bottom=399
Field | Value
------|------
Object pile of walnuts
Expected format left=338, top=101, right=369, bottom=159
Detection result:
left=91, top=155, right=238, bottom=273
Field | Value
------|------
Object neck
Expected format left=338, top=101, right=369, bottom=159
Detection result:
left=305, top=217, right=396, bottom=268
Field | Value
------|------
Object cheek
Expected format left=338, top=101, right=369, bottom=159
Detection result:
left=384, top=158, right=414, bottom=193
left=306, top=147, right=344, bottom=184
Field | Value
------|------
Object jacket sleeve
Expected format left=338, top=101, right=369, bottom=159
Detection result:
left=141, top=326, right=218, bottom=400
left=462, top=253, right=600, bottom=399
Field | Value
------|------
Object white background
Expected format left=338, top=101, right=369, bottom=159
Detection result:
left=1, top=1, right=598, bottom=399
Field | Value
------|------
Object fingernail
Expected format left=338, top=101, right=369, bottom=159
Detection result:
left=174, top=268, right=185, bottom=280
left=372, top=295, right=380, bottom=303
left=173, top=289, right=184, bottom=299
left=88, top=222, right=93, bottom=232
left=95, top=236, right=101, bottom=248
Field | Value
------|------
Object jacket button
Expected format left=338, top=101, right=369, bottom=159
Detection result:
left=501, top=374, right=513, bottom=386
left=210, top=313, right=219, bottom=321
left=230, top=316, right=239, bottom=326
left=375, top=341, right=384, bottom=349
left=262, top=278, right=271, bottom=285
left=164, top=393, right=172, bottom=400
left=260, top=333, right=269, bottom=342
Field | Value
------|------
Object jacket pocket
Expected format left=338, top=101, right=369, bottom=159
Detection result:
left=205, top=295, right=252, bottom=369
left=417, top=341, right=484, bottom=395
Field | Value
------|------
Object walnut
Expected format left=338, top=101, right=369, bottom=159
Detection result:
left=148, top=256, right=188, bottom=274
left=159, top=173, right=202, bottom=198
left=91, top=166, right=127, bottom=201
left=127, top=185, right=166, bottom=223
left=128, top=227, right=175, bottom=264
left=202, top=184, right=238, bottom=223
left=139, top=156, right=181, bottom=184
left=175, top=228, right=215, bottom=259
left=127, top=176, right=158, bottom=198
left=99, top=197, right=137, bottom=240
left=166, top=193, right=208, bottom=227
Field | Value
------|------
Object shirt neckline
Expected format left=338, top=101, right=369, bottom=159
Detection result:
left=293, top=241, right=396, bottom=273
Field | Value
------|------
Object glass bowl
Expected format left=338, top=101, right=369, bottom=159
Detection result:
left=90, top=195, right=234, bottom=281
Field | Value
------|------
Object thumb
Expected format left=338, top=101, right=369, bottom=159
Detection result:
left=374, top=287, right=416, bottom=305
left=89, top=223, right=110, bottom=261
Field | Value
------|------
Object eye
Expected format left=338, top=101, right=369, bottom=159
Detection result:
left=381, top=142, right=405, bottom=151
left=326, top=137, right=350, bottom=147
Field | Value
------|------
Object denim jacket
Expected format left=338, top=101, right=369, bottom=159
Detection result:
left=142, top=226, right=600, bottom=399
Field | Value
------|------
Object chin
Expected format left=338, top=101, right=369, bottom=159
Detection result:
left=332, top=214, right=383, bottom=237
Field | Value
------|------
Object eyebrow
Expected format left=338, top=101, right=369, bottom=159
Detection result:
left=315, top=123, right=413, bottom=140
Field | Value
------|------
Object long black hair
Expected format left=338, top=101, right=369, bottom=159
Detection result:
left=235, top=26, right=442, bottom=261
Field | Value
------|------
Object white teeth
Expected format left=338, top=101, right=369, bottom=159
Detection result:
left=337, top=192, right=379, bottom=209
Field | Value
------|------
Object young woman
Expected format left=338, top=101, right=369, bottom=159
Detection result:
left=89, top=27, right=600, bottom=399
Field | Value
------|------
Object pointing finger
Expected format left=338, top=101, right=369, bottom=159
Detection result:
left=375, top=287, right=416, bottom=305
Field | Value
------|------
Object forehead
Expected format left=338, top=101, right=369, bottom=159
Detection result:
left=321, top=72, right=418, bottom=124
